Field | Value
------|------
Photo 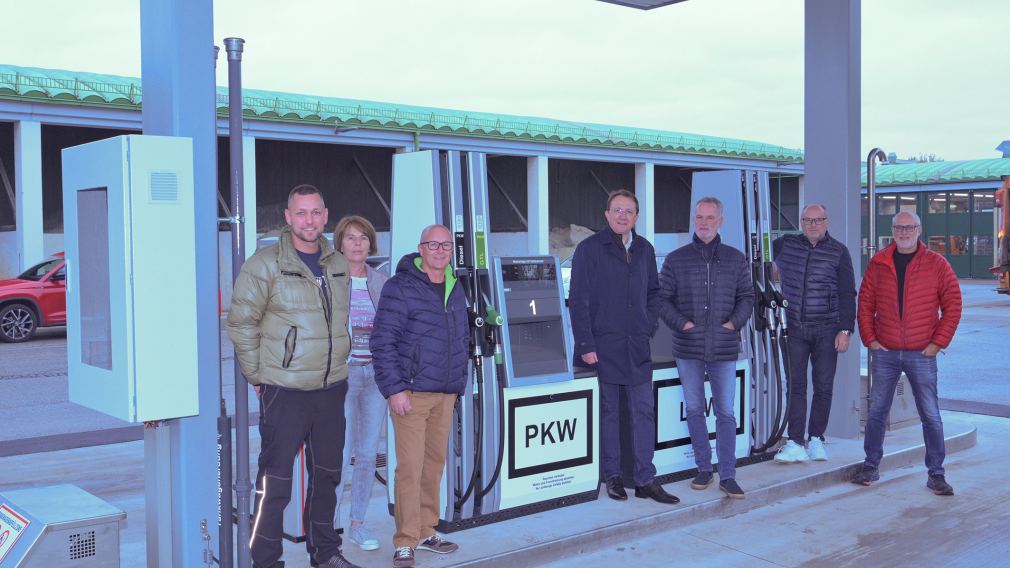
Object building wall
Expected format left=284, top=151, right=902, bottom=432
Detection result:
left=772, top=181, right=1000, bottom=278
left=0, top=122, right=14, bottom=230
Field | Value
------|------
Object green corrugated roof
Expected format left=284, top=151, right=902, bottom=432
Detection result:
left=0, top=63, right=803, bottom=162
left=861, top=158, right=1010, bottom=187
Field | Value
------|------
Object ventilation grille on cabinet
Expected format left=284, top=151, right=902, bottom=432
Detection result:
left=68, top=530, right=97, bottom=560
left=149, top=171, right=179, bottom=202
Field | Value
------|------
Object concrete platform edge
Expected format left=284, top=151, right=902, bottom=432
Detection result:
left=451, top=423, right=978, bottom=568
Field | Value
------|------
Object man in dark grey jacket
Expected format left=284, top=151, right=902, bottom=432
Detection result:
left=659, top=196, right=754, bottom=499
left=772, top=203, right=856, bottom=464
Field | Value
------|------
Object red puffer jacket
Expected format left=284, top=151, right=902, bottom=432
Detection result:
left=858, top=242, right=961, bottom=350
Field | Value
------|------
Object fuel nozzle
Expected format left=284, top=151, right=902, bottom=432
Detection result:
left=484, top=307, right=503, bottom=327
left=468, top=310, right=485, bottom=329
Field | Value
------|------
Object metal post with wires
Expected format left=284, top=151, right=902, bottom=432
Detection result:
left=224, top=36, right=253, bottom=568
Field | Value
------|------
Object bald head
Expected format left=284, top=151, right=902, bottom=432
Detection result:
left=420, top=224, right=450, bottom=243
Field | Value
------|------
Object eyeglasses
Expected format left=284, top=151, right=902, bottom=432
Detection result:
left=892, top=224, right=920, bottom=233
left=609, top=207, right=637, bottom=216
left=420, top=241, right=453, bottom=251
left=801, top=217, right=827, bottom=225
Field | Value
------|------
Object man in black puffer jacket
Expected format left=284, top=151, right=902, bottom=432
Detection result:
left=771, top=203, right=856, bottom=464
left=659, top=196, right=754, bottom=499
left=370, top=225, right=468, bottom=567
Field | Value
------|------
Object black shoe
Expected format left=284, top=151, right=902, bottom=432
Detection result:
left=635, top=481, right=680, bottom=504
left=927, top=474, right=954, bottom=496
left=314, top=551, right=361, bottom=568
left=690, top=471, right=714, bottom=490
left=851, top=468, right=880, bottom=487
left=719, top=478, right=745, bottom=499
left=605, top=476, right=627, bottom=500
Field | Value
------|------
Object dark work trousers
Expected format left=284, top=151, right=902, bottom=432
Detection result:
left=599, top=380, right=657, bottom=487
left=785, top=322, right=839, bottom=443
left=251, top=381, right=348, bottom=568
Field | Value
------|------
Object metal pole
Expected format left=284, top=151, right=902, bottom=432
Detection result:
left=864, top=148, right=887, bottom=415
left=225, top=36, right=252, bottom=568
left=213, top=43, right=235, bottom=568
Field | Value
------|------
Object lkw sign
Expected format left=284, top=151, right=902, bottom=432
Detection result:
left=651, top=362, right=750, bottom=476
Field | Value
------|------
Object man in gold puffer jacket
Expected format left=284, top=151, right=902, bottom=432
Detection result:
left=227, top=184, right=358, bottom=568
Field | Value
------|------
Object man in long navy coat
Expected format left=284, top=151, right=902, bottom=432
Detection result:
left=569, top=189, right=679, bottom=504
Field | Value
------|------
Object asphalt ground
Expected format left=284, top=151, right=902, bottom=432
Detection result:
left=0, top=412, right=993, bottom=567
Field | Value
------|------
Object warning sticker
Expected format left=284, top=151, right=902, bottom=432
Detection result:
left=0, top=503, right=30, bottom=563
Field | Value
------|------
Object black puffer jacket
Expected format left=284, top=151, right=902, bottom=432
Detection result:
left=369, top=254, right=469, bottom=398
left=658, top=234, right=754, bottom=362
left=772, top=232, right=856, bottom=331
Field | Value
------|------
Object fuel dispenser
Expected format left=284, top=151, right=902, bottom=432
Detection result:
left=479, top=256, right=598, bottom=520
left=381, top=151, right=599, bottom=532
left=601, top=169, right=784, bottom=484
left=686, top=169, right=789, bottom=459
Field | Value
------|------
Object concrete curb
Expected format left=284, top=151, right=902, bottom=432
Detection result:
left=940, top=398, right=1010, bottom=418
left=450, top=424, right=977, bottom=568
left=0, top=412, right=261, bottom=457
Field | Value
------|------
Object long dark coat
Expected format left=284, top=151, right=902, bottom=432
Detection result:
left=569, top=228, right=660, bottom=385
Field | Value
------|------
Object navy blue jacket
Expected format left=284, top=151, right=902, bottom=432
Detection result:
left=772, top=232, right=856, bottom=331
left=370, top=253, right=469, bottom=398
left=569, top=228, right=660, bottom=385
left=659, top=234, right=754, bottom=362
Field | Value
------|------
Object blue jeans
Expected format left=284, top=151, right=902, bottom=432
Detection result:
left=334, top=363, right=388, bottom=526
left=863, top=350, right=946, bottom=476
left=786, top=322, right=839, bottom=443
left=676, top=359, right=738, bottom=480
left=599, top=380, right=657, bottom=487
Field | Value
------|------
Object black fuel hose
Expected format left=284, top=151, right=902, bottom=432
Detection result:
left=478, top=335, right=507, bottom=499
left=453, top=358, right=483, bottom=511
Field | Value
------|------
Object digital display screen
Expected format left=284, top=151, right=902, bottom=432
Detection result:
left=503, top=262, right=556, bottom=283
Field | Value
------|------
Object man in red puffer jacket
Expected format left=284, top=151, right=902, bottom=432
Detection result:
left=852, top=211, right=962, bottom=495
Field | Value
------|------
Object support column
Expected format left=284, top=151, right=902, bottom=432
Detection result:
left=527, top=156, right=549, bottom=255
left=635, top=162, right=655, bottom=244
left=14, top=121, right=43, bottom=270
left=243, top=136, right=256, bottom=258
left=805, top=0, right=862, bottom=439
left=140, top=0, right=221, bottom=564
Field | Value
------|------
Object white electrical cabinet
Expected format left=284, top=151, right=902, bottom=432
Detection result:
left=62, top=135, right=199, bottom=422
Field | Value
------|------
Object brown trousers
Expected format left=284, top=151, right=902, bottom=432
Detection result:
left=390, top=391, right=457, bottom=548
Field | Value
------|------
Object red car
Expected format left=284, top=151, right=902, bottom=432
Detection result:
left=0, top=253, right=66, bottom=342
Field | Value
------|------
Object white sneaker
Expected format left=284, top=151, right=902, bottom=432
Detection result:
left=774, top=440, right=810, bottom=463
left=807, top=438, right=828, bottom=461
left=348, top=524, right=380, bottom=551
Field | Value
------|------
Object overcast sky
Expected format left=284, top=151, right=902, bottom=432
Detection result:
left=3, top=0, right=1006, bottom=161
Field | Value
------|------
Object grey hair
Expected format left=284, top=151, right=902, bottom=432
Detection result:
left=695, top=196, right=724, bottom=217
left=892, top=211, right=922, bottom=226
left=420, top=224, right=451, bottom=242
left=801, top=203, right=828, bottom=217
